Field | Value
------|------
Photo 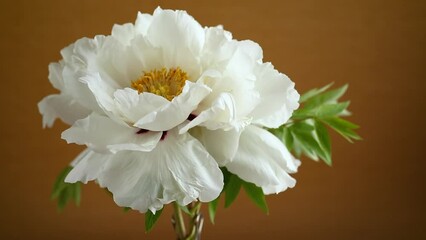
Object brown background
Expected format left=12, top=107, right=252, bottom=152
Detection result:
left=1, top=0, right=425, bottom=239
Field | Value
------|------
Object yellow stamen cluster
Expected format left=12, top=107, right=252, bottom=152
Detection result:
left=131, top=67, right=188, bottom=101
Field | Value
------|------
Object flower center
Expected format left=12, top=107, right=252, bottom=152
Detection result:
left=131, top=67, right=188, bottom=101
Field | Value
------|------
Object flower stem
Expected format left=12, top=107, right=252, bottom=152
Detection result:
left=173, top=202, right=187, bottom=239
left=172, top=201, right=204, bottom=240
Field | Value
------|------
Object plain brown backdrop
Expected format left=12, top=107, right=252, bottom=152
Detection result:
left=1, top=0, right=424, bottom=239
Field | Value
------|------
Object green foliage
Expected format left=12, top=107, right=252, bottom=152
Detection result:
left=224, top=173, right=242, bottom=208
left=51, top=166, right=81, bottom=211
left=271, top=84, right=361, bottom=166
left=208, top=197, right=219, bottom=224
left=242, top=181, right=269, bottom=214
left=207, top=168, right=269, bottom=223
left=145, top=208, right=163, bottom=232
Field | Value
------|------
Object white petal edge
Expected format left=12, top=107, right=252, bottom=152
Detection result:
left=225, top=125, right=300, bottom=194
left=250, top=63, right=300, bottom=128
left=65, top=149, right=110, bottom=184
left=61, top=113, right=162, bottom=154
left=97, top=128, right=223, bottom=213
left=38, top=94, right=90, bottom=128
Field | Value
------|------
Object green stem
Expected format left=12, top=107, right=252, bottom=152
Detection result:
left=172, top=201, right=204, bottom=240
left=173, top=202, right=187, bottom=239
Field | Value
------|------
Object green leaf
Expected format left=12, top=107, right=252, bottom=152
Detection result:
left=314, top=101, right=350, bottom=118
left=292, top=133, right=319, bottom=160
left=314, top=120, right=332, bottom=166
left=145, top=208, right=163, bottom=233
left=242, top=182, right=269, bottom=214
left=305, top=84, right=348, bottom=108
left=224, top=174, right=242, bottom=208
left=289, top=121, right=315, bottom=132
left=292, top=127, right=327, bottom=162
left=321, top=117, right=361, bottom=143
left=208, top=197, right=220, bottom=224
left=282, top=128, right=294, bottom=151
left=179, top=205, right=191, bottom=215
left=51, top=166, right=81, bottom=211
left=299, top=83, right=334, bottom=103
left=51, top=166, right=73, bottom=199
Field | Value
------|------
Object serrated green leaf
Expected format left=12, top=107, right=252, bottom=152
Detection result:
left=291, top=108, right=312, bottom=119
left=224, top=174, right=242, bottom=208
left=321, top=117, right=361, bottom=143
left=289, top=121, right=315, bottom=132
left=292, top=128, right=327, bottom=162
left=314, top=120, right=332, bottom=166
left=208, top=197, right=220, bottom=224
left=145, top=208, right=163, bottom=233
left=242, top=182, right=269, bottom=214
left=299, top=83, right=334, bottom=103
left=292, top=134, right=319, bottom=160
left=305, top=84, right=348, bottom=108
left=314, top=101, right=350, bottom=118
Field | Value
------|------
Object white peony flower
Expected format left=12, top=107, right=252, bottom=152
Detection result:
left=38, top=7, right=300, bottom=213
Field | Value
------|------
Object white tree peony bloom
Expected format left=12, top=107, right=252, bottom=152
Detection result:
left=38, top=7, right=300, bottom=213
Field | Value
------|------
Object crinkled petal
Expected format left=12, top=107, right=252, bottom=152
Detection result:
left=250, top=63, right=300, bottom=128
left=225, top=125, right=300, bottom=194
left=97, top=128, right=223, bottom=213
left=65, top=149, right=109, bottom=184
left=38, top=94, right=90, bottom=128
left=111, top=23, right=135, bottom=46
left=134, top=81, right=211, bottom=131
left=61, top=113, right=162, bottom=153
left=148, top=7, right=204, bottom=57
left=48, top=62, right=64, bottom=90
left=144, top=7, right=204, bottom=77
left=135, top=12, right=153, bottom=35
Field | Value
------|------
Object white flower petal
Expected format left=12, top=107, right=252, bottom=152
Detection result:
left=97, top=128, right=223, bottom=213
left=60, top=66, right=104, bottom=113
left=179, top=92, right=236, bottom=133
left=195, top=128, right=242, bottom=166
left=148, top=7, right=204, bottom=57
left=250, top=63, right=300, bottom=128
left=113, top=88, right=169, bottom=123
left=134, top=81, right=211, bottom=131
left=80, top=72, right=126, bottom=124
left=143, top=7, right=204, bottom=77
left=61, top=113, right=162, bottom=153
left=65, top=149, right=109, bottom=184
left=111, top=23, right=135, bottom=46
left=38, top=94, right=90, bottom=128
left=135, top=12, right=153, bottom=36
left=225, top=125, right=300, bottom=194
left=48, top=62, right=64, bottom=90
